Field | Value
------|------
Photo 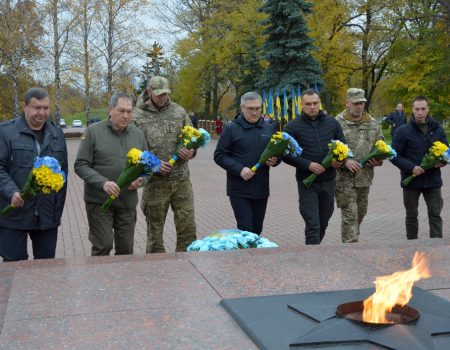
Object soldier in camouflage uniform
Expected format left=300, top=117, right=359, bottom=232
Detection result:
left=335, top=88, right=383, bottom=243
left=133, top=76, right=197, bottom=253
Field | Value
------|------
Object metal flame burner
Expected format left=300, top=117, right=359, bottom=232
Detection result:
left=336, top=300, right=420, bottom=329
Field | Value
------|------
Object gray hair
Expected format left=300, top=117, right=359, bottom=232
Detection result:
left=109, top=92, right=132, bottom=108
left=240, top=91, right=262, bottom=105
left=24, top=88, right=49, bottom=105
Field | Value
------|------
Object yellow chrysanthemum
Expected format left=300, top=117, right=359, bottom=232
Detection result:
left=182, top=126, right=201, bottom=139
left=32, top=166, right=64, bottom=193
left=375, top=140, right=390, bottom=154
left=333, top=141, right=350, bottom=161
left=270, top=132, right=284, bottom=144
left=430, top=141, right=448, bottom=157
left=127, top=148, right=142, bottom=165
left=181, top=126, right=201, bottom=146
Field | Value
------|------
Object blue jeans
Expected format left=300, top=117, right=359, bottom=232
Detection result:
left=0, top=227, right=58, bottom=262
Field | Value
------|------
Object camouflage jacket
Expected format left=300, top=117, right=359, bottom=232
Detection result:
left=335, top=110, right=383, bottom=187
left=133, top=91, right=192, bottom=181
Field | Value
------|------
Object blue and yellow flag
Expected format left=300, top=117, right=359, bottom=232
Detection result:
left=267, top=89, right=274, bottom=119
left=314, top=82, right=324, bottom=110
left=275, top=90, right=281, bottom=121
left=262, top=91, right=267, bottom=115
left=297, top=84, right=302, bottom=112
left=291, top=87, right=297, bottom=119
left=283, top=88, right=288, bottom=123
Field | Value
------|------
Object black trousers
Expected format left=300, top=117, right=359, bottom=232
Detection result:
left=0, top=226, right=58, bottom=262
left=403, top=187, right=443, bottom=239
left=229, top=197, right=269, bottom=235
left=297, top=179, right=336, bottom=245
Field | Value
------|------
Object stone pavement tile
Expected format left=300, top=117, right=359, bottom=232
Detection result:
left=0, top=304, right=257, bottom=350
left=0, top=272, right=13, bottom=303
left=56, top=138, right=450, bottom=258
left=4, top=258, right=219, bottom=322
left=187, top=246, right=381, bottom=299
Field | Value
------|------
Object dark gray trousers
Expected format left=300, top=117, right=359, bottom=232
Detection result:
left=403, top=187, right=443, bottom=239
left=297, top=179, right=336, bottom=245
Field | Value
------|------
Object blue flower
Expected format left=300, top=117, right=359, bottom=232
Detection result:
left=281, top=132, right=302, bottom=156
left=388, top=145, right=397, bottom=160
left=199, top=128, right=211, bottom=147
left=140, top=151, right=161, bottom=173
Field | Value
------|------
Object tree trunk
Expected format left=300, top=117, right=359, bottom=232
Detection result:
left=361, top=5, right=371, bottom=104
left=83, top=0, right=91, bottom=121
left=106, top=0, right=114, bottom=97
left=11, top=70, right=19, bottom=116
left=52, top=0, right=61, bottom=122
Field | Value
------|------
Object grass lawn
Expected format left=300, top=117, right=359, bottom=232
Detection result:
left=382, top=126, right=450, bottom=144
left=62, top=109, right=108, bottom=127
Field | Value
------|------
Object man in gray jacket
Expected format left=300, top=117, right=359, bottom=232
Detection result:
left=75, top=93, right=147, bottom=256
left=0, top=87, right=68, bottom=261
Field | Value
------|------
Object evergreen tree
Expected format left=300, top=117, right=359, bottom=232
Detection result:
left=137, top=42, right=165, bottom=94
left=259, top=0, right=323, bottom=92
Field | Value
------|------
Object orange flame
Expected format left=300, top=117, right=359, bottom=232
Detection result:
left=362, top=251, right=430, bottom=323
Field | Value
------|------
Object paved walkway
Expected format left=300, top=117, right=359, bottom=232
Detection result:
left=55, top=138, right=450, bottom=257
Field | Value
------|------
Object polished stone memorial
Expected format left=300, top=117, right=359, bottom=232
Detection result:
left=1, top=239, right=450, bottom=349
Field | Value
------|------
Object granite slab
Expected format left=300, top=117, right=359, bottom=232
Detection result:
left=1, top=240, right=449, bottom=349
left=188, top=247, right=382, bottom=299
left=1, top=304, right=256, bottom=350
left=4, top=259, right=220, bottom=322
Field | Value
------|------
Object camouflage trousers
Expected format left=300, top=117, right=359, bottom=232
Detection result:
left=335, top=186, right=370, bottom=243
left=141, top=178, right=197, bottom=253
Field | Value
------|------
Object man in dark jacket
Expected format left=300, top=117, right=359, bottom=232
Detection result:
left=385, top=103, right=406, bottom=138
left=75, top=93, right=147, bottom=256
left=283, top=89, right=346, bottom=245
left=0, top=88, right=68, bottom=261
left=214, top=91, right=278, bottom=235
left=391, top=96, right=447, bottom=239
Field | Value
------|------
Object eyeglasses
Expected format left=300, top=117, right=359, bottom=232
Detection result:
left=244, top=106, right=262, bottom=112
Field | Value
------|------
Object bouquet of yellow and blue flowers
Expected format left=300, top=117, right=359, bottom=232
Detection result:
left=359, top=140, right=397, bottom=167
left=101, top=148, right=160, bottom=209
left=303, top=140, right=352, bottom=187
left=168, top=126, right=210, bottom=165
left=402, top=141, right=450, bottom=186
left=251, top=132, right=302, bottom=172
left=1, top=156, right=66, bottom=216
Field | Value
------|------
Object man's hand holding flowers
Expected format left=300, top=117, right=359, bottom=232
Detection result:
left=402, top=140, right=449, bottom=186
left=178, top=147, right=196, bottom=161
left=251, top=132, right=302, bottom=173
left=303, top=140, right=352, bottom=187
left=101, top=148, right=160, bottom=209
left=240, top=167, right=254, bottom=181
left=168, top=126, right=210, bottom=166
left=11, top=192, right=25, bottom=208
left=344, top=159, right=361, bottom=173
left=241, top=156, right=277, bottom=181
left=1, top=156, right=66, bottom=216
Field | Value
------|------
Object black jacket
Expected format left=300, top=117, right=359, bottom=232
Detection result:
left=214, top=114, right=277, bottom=199
left=0, top=116, right=68, bottom=230
left=386, top=110, right=406, bottom=135
left=391, top=116, right=448, bottom=189
left=283, top=111, right=346, bottom=182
